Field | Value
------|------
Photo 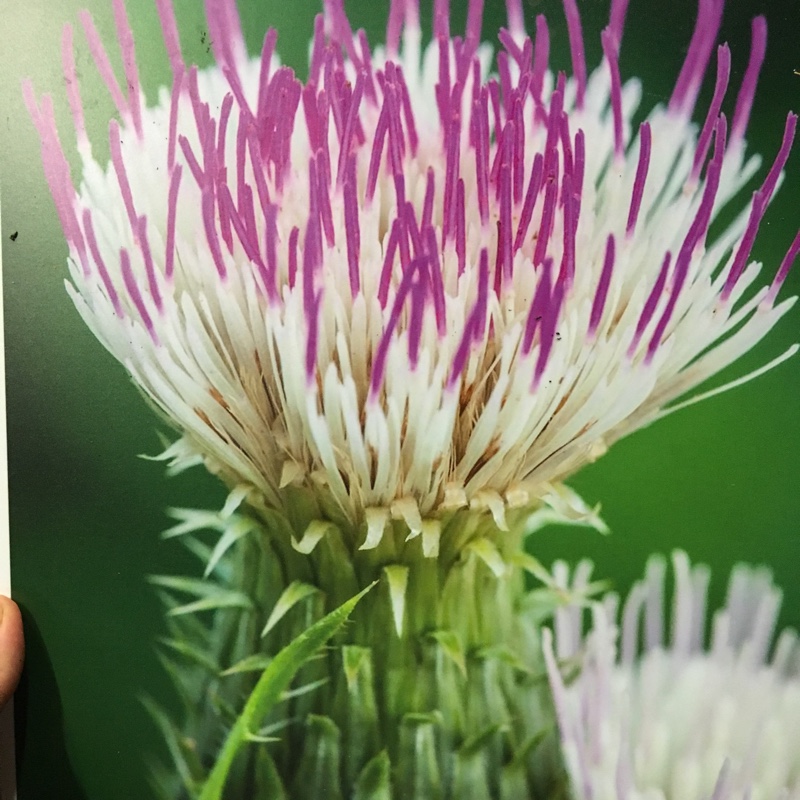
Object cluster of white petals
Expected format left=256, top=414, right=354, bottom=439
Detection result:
left=27, top=0, right=799, bottom=541
left=545, top=553, right=800, bottom=800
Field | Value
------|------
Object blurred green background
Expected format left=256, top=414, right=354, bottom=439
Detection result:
left=1, top=0, right=798, bottom=797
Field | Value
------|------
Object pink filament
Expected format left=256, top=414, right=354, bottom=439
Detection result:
left=731, top=17, right=767, bottom=145
left=120, top=247, right=157, bottom=341
left=562, top=0, right=587, bottom=108
left=79, top=10, right=129, bottom=122
left=626, top=122, right=651, bottom=236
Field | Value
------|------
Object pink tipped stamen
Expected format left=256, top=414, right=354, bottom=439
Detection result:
left=378, top=220, right=401, bottom=308
left=498, top=122, right=514, bottom=285
left=669, top=0, right=724, bottom=117
left=257, top=28, right=279, bottom=121
left=245, top=125, right=272, bottom=220
left=344, top=154, right=361, bottom=297
left=386, top=0, right=405, bottom=55
left=433, top=0, right=451, bottom=41
left=721, top=190, right=765, bottom=305
left=336, top=72, right=365, bottom=186
left=731, top=16, right=767, bottom=145
left=626, top=122, right=651, bottom=236
left=79, top=10, right=130, bottom=122
left=533, top=162, right=559, bottom=268
left=218, top=183, right=265, bottom=278
left=109, top=120, right=138, bottom=233
left=201, top=189, right=228, bottom=280
left=628, top=251, right=671, bottom=358
left=288, top=226, right=300, bottom=289
left=497, top=51, right=513, bottom=117
left=759, top=112, right=797, bottom=206
left=512, top=94, right=526, bottom=204
left=647, top=118, right=725, bottom=359
left=366, top=103, right=388, bottom=203
left=608, top=0, right=631, bottom=47
left=588, top=235, right=615, bottom=338
left=370, top=256, right=428, bottom=399
left=112, top=0, right=143, bottom=137
left=137, top=216, right=163, bottom=312
left=721, top=112, right=797, bottom=302
left=442, top=114, right=463, bottom=241
left=424, top=227, right=447, bottom=335
left=473, top=88, right=491, bottom=226
left=164, top=165, right=181, bottom=280
left=514, top=153, right=544, bottom=253
left=62, top=26, right=87, bottom=148
left=309, top=15, right=326, bottom=85
left=456, top=178, right=467, bottom=277
left=83, top=208, right=124, bottom=318
left=217, top=93, right=234, bottom=168
left=422, top=167, right=435, bottom=230
left=305, top=287, right=323, bottom=384
left=24, top=87, right=88, bottom=270
left=407, top=263, right=430, bottom=367
left=465, top=0, right=485, bottom=65
left=498, top=28, right=524, bottom=69
left=506, top=0, right=524, bottom=38
left=120, top=247, right=157, bottom=341
left=559, top=114, right=574, bottom=187
left=317, top=151, right=335, bottom=248
left=559, top=178, right=577, bottom=289
left=601, top=29, right=624, bottom=160
left=764, top=229, right=800, bottom=306
left=203, top=0, right=247, bottom=104
left=562, top=0, right=587, bottom=109
left=155, top=0, right=184, bottom=76
left=448, top=247, right=489, bottom=388
left=691, top=44, right=731, bottom=182
left=531, top=15, right=550, bottom=103
left=178, top=134, right=204, bottom=186
left=358, top=31, right=378, bottom=107
left=522, top=257, right=553, bottom=355
left=167, top=68, right=184, bottom=171
left=395, top=66, right=419, bottom=156
left=543, top=75, right=565, bottom=177
left=264, top=203, right=279, bottom=296
left=325, top=0, right=360, bottom=67
left=534, top=264, right=566, bottom=387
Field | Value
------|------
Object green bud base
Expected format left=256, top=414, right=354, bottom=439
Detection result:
left=147, top=494, right=573, bottom=800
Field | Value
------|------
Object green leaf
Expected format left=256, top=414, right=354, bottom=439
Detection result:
left=261, top=581, right=320, bottom=637
left=147, top=575, right=228, bottom=597
left=508, top=551, right=558, bottom=587
left=204, top=516, right=258, bottom=577
left=466, top=538, right=508, bottom=578
left=280, top=676, right=329, bottom=701
left=140, top=695, right=203, bottom=793
left=197, top=582, right=377, bottom=800
left=384, top=564, right=409, bottom=637
left=157, top=637, right=219, bottom=674
left=168, top=592, right=253, bottom=617
left=428, top=630, right=467, bottom=678
left=162, top=507, right=224, bottom=538
left=221, top=653, right=273, bottom=676
left=352, top=750, right=392, bottom=800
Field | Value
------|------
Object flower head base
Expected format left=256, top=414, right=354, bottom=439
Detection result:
left=545, top=553, right=800, bottom=800
left=26, top=0, right=799, bottom=546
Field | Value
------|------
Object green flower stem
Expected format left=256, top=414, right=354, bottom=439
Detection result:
left=149, top=499, right=571, bottom=800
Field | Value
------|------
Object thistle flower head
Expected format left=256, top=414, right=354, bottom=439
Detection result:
left=545, top=553, right=800, bottom=800
left=26, top=0, right=800, bottom=545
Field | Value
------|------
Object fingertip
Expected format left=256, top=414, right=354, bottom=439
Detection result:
left=0, top=595, right=24, bottom=708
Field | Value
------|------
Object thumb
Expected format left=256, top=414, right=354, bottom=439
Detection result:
left=0, top=596, right=24, bottom=709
